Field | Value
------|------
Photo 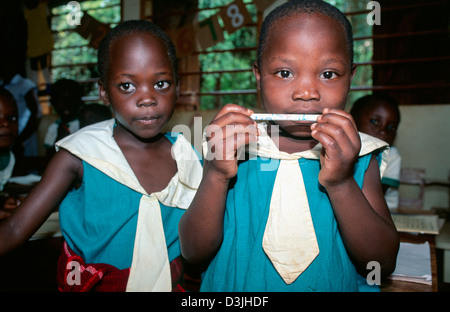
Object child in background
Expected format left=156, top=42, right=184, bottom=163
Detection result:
left=0, top=20, right=202, bottom=292
left=350, top=93, right=401, bottom=212
left=179, top=0, right=399, bottom=292
left=44, top=78, right=83, bottom=159
left=78, top=103, right=112, bottom=128
left=0, top=87, right=19, bottom=219
left=0, top=63, right=41, bottom=158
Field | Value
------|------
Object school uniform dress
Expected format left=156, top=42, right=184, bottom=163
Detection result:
left=200, top=123, right=389, bottom=292
left=0, top=151, right=15, bottom=191
left=54, top=119, right=202, bottom=291
left=43, top=119, right=80, bottom=150
left=381, top=146, right=401, bottom=211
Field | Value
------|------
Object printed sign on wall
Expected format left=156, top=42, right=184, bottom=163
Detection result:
left=194, top=13, right=224, bottom=51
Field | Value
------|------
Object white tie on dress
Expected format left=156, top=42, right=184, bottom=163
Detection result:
left=262, top=158, right=320, bottom=284
left=249, top=125, right=320, bottom=284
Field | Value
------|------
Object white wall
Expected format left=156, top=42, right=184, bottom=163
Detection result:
left=396, top=104, right=450, bottom=211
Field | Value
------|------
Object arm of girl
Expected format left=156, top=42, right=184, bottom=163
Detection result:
left=179, top=104, right=259, bottom=264
left=311, top=108, right=399, bottom=277
left=0, top=149, right=83, bottom=256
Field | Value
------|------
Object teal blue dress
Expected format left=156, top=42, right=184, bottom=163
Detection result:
left=59, top=133, right=186, bottom=270
left=200, top=153, right=382, bottom=292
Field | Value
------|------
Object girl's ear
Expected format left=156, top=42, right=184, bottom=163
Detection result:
left=252, top=62, right=261, bottom=91
left=98, top=79, right=110, bottom=106
left=350, top=64, right=357, bottom=83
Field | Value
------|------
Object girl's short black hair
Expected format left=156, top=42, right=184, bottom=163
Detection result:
left=350, top=93, right=401, bottom=124
left=257, top=0, right=354, bottom=68
left=0, top=86, right=17, bottom=108
left=98, top=20, right=178, bottom=83
left=50, top=78, right=83, bottom=100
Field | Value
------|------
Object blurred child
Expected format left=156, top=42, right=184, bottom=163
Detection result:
left=0, top=63, right=41, bottom=158
left=351, top=93, right=401, bottom=211
left=0, top=20, right=202, bottom=292
left=0, top=87, right=19, bottom=219
left=79, top=103, right=112, bottom=128
left=44, top=79, right=83, bottom=158
left=179, top=0, right=399, bottom=292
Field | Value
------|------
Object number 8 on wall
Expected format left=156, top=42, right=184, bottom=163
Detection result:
left=220, top=0, right=252, bottom=34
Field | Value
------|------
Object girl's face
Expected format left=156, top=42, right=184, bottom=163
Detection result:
left=51, top=90, right=81, bottom=123
left=356, top=102, right=399, bottom=145
left=0, top=96, right=18, bottom=150
left=99, top=32, right=178, bottom=140
left=254, top=13, right=356, bottom=139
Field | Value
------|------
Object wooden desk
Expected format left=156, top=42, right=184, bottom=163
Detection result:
left=0, top=236, right=63, bottom=291
left=381, top=232, right=438, bottom=292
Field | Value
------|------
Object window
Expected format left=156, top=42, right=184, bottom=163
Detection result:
left=49, top=0, right=121, bottom=108
left=153, top=0, right=377, bottom=110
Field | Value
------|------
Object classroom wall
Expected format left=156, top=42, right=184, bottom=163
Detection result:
left=396, top=104, right=450, bottom=211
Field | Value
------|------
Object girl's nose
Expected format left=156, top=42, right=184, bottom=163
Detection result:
left=292, top=80, right=320, bottom=101
left=378, top=123, right=388, bottom=134
left=137, top=99, right=156, bottom=107
left=136, top=86, right=157, bottom=107
left=0, top=118, right=8, bottom=128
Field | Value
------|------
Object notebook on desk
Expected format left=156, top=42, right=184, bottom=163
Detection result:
left=388, top=241, right=432, bottom=285
left=391, top=214, right=439, bottom=235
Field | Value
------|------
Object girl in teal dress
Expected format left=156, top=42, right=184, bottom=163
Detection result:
left=179, top=0, right=399, bottom=292
left=0, top=20, right=202, bottom=292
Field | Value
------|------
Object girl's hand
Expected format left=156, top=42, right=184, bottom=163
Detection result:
left=204, top=104, right=259, bottom=181
left=0, top=196, right=24, bottom=220
left=0, top=210, right=11, bottom=220
left=4, top=196, right=24, bottom=210
left=310, top=108, right=361, bottom=189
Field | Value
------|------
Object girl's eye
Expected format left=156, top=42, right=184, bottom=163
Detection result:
left=276, top=70, right=292, bottom=79
left=155, top=81, right=170, bottom=90
left=119, top=82, right=136, bottom=93
left=370, top=118, right=380, bottom=126
left=7, top=115, right=17, bottom=122
left=320, top=71, right=338, bottom=80
left=387, top=124, right=397, bottom=132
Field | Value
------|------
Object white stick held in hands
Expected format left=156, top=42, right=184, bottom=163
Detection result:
left=250, top=113, right=320, bottom=121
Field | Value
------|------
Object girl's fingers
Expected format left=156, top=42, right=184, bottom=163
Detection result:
left=0, top=210, right=11, bottom=220
left=311, top=127, right=343, bottom=160
left=206, top=124, right=259, bottom=160
left=211, top=103, right=254, bottom=124
left=314, top=109, right=361, bottom=154
left=321, top=108, right=358, bottom=132
left=206, top=104, right=257, bottom=141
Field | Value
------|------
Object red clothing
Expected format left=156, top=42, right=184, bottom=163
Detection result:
left=56, top=241, right=186, bottom=292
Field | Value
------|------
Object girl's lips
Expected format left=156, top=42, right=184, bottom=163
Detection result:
left=0, top=134, right=13, bottom=145
left=135, top=115, right=161, bottom=125
left=288, top=111, right=322, bottom=115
